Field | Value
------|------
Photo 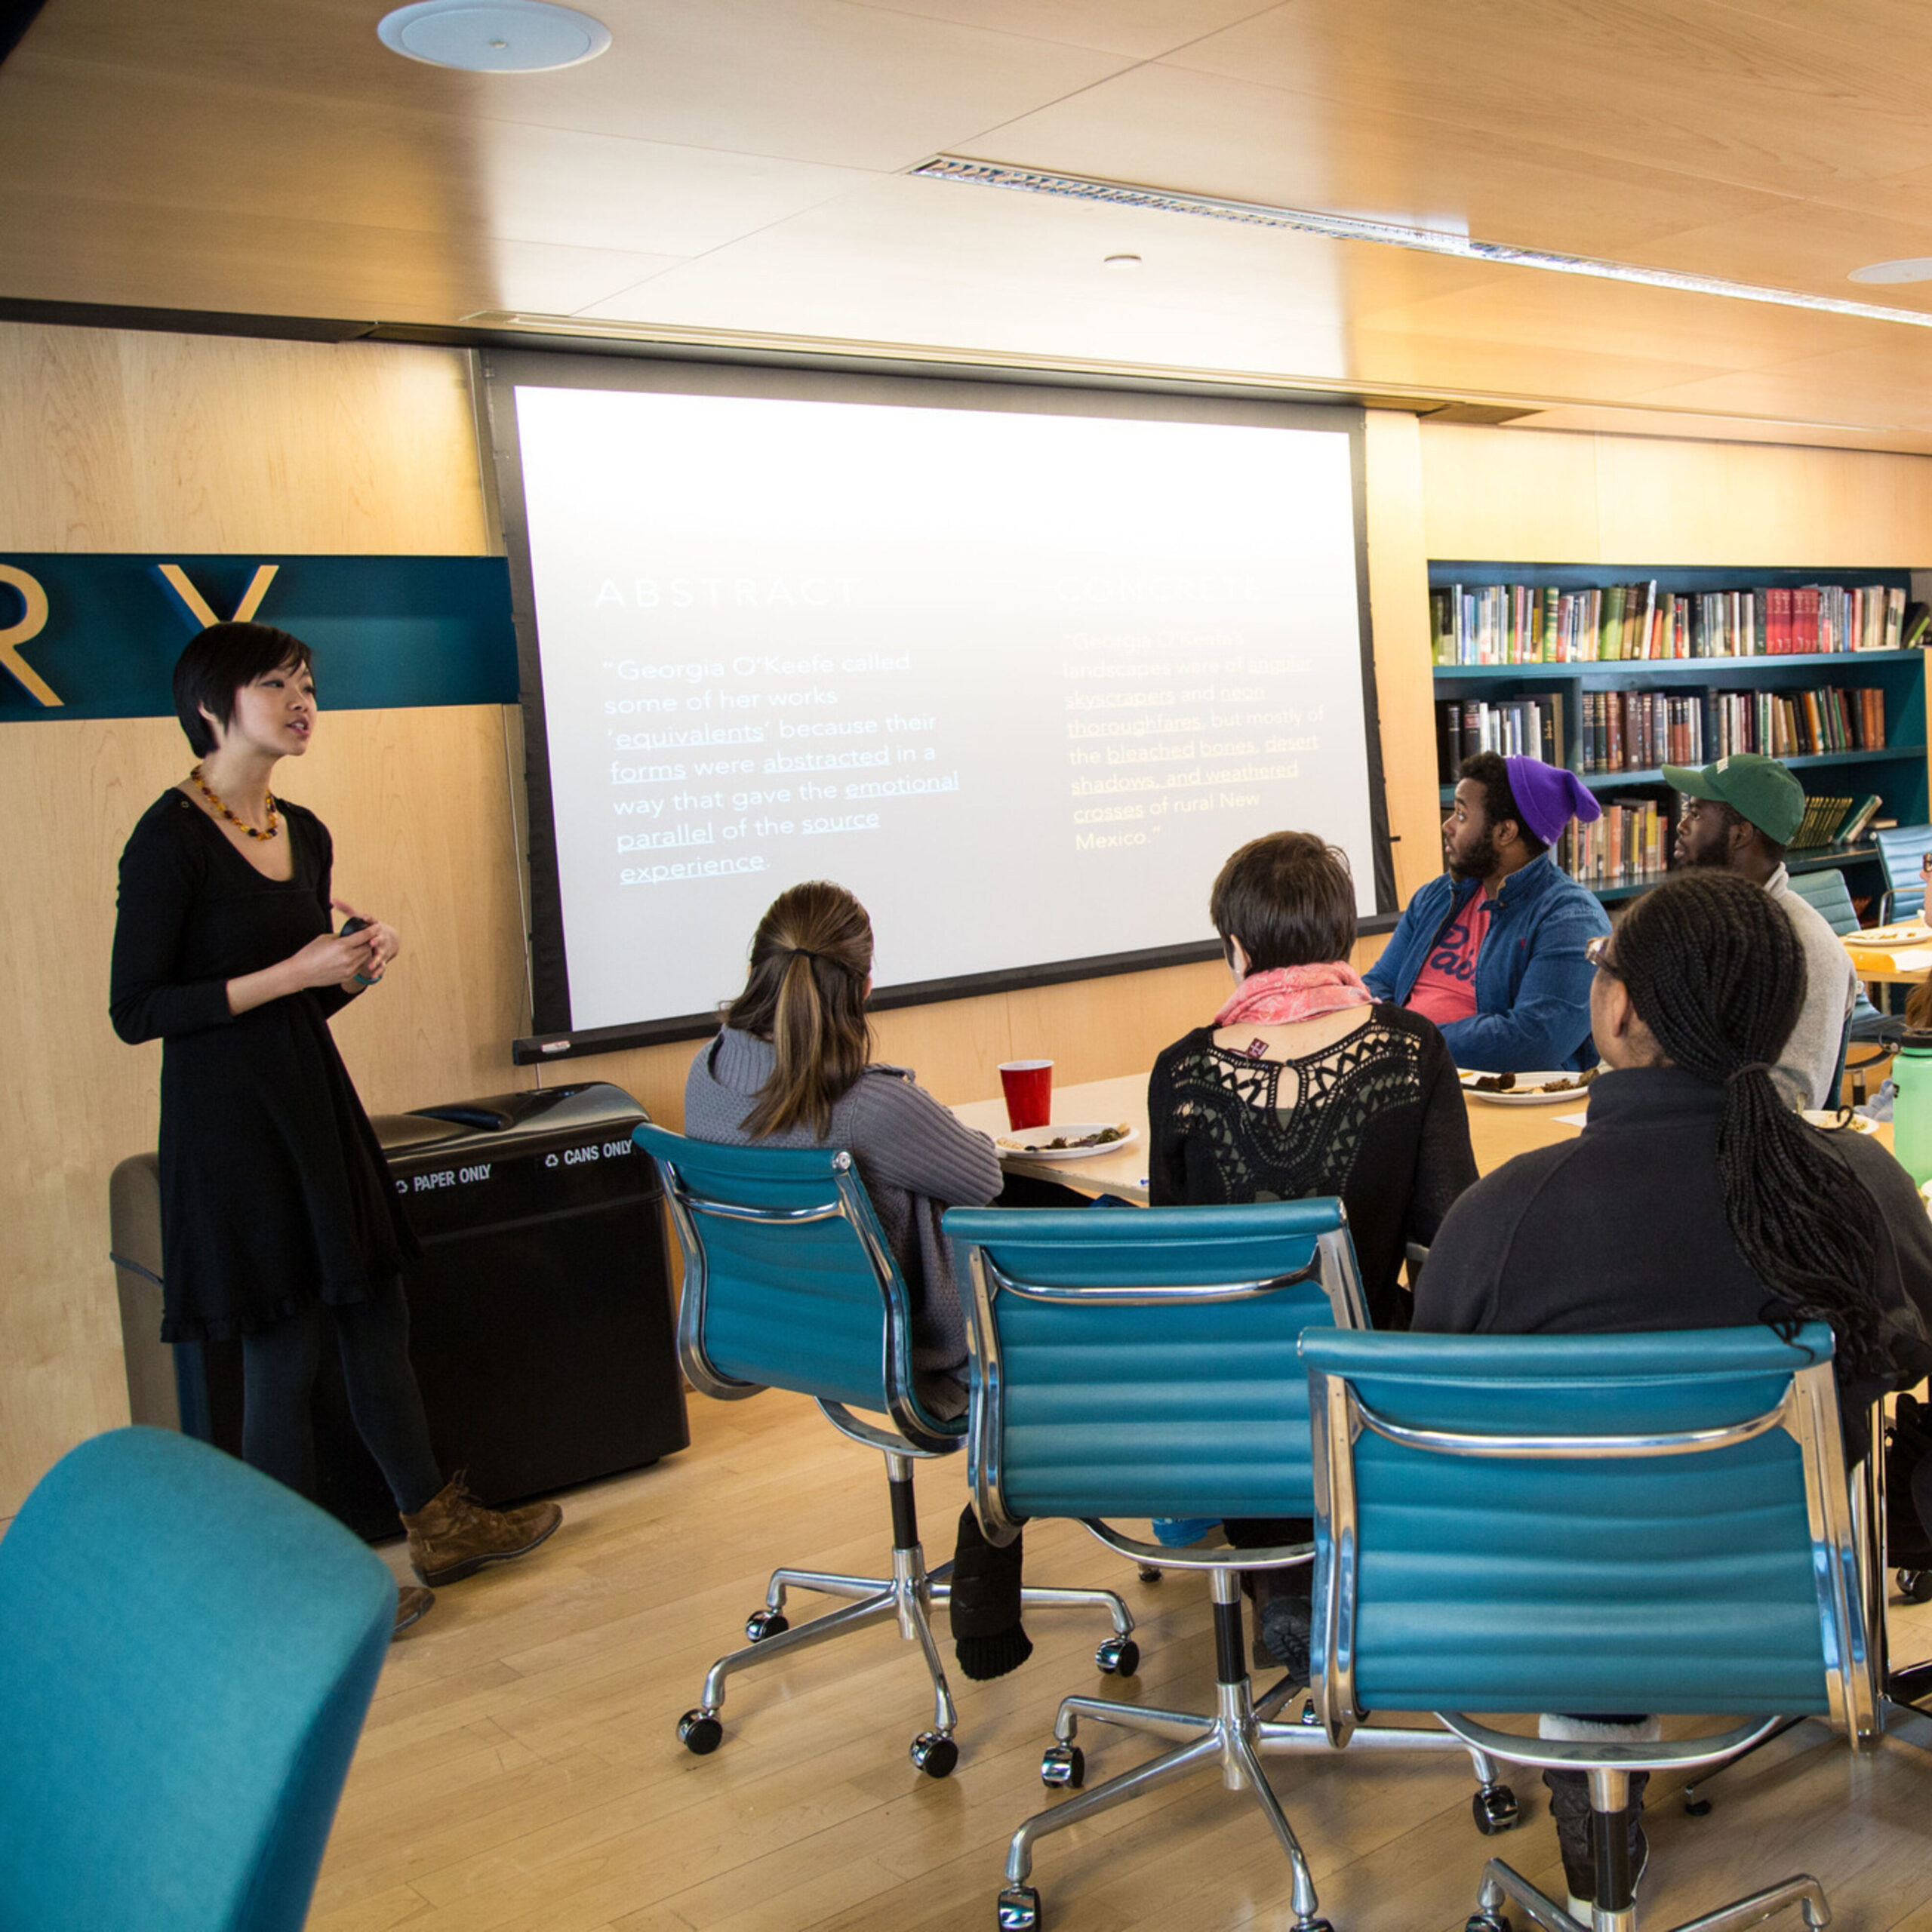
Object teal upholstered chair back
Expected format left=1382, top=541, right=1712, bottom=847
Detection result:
left=1786, top=866, right=1884, bottom=1038
left=945, top=1200, right=1367, bottom=1540
left=0, top=1427, right=393, bottom=1932
left=635, top=1124, right=960, bottom=1454
left=1301, top=1325, right=1872, bottom=1743
left=1787, top=864, right=1862, bottom=938
left=1875, top=823, right=1932, bottom=922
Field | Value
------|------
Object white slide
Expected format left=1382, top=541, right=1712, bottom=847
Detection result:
left=512, top=382, right=1381, bottom=1034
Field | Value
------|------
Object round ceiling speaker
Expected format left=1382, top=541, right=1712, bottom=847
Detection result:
left=377, top=1, right=611, bottom=72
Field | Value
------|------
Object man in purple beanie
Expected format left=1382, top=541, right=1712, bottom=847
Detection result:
left=1364, top=751, right=1611, bottom=1072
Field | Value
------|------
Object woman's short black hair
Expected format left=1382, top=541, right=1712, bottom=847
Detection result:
left=172, top=622, right=312, bottom=757
left=1209, top=831, right=1358, bottom=971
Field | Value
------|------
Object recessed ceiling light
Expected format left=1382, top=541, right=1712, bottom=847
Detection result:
left=1103, top=253, right=1143, bottom=269
left=911, top=156, right=1932, bottom=331
left=377, top=1, right=611, bottom=72
left=1848, top=257, right=1932, bottom=285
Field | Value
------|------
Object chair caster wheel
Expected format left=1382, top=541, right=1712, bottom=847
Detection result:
left=1471, top=1784, right=1520, bottom=1834
left=997, top=1885, right=1041, bottom=1930
left=910, top=1730, right=958, bottom=1778
left=1040, top=1743, right=1084, bottom=1789
left=1096, top=1635, right=1140, bottom=1677
left=1294, top=1920, right=1334, bottom=1931
left=1900, top=1568, right=1932, bottom=1604
left=677, top=1709, right=722, bottom=1755
left=1137, top=1564, right=1163, bottom=1583
left=744, top=1608, right=789, bottom=1641
left=1683, top=1793, right=1713, bottom=1817
left=1465, top=1915, right=1511, bottom=1932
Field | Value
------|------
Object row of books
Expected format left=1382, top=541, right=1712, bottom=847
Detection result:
left=1432, top=580, right=1925, bottom=665
left=1556, top=800, right=1666, bottom=888
left=1791, top=794, right=1884, bottom=850
left=1576, top=684, right=1888, bottom=774
left=1436, top=683, right=1890, bottom=781
left=1436, top=695, right=1563, bottom=777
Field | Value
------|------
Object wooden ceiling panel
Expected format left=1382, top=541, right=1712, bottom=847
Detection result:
left=972, top=60, right=1795, bottom=261
left=848, top=0, right=1279, bottom=60
left=576, top=174, right=1377, bottom=373
left=1352, top=259, right=1862, bottom=367
left=1631, top=198, right=1932, bottom=311
left=1344, top=325, right=1727, bottom=411
left=1517, top=405, right=1932, bottom=456
left=1166, top=0, right=1932, bottom=200
left=13, top=0, right=1134, bottom=171
left=1625, top=343, right=1932, bottom=431
left=0, top=189, right=678, bottom=324
left=0, top=57, right=869, bottom=260
left=5, top=0, right=1932, bottom=446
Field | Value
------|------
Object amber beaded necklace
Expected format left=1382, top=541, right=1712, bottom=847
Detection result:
left=190, top=764, right=280, bottom=841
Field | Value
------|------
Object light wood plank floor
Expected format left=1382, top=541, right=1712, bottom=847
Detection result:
left=313, top=1390, right=1932, bottom=1932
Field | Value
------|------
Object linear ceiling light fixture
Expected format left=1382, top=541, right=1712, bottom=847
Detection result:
left=911, top=156, right=1932, bottom=331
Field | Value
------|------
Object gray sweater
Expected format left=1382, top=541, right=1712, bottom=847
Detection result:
left=683, top=1028, right=1002, bottom=1400
left=1767, top=865, right=1860, bottom=1110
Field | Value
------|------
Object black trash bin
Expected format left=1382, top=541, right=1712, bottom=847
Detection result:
left=110, top=1081, right=688, bottom=1540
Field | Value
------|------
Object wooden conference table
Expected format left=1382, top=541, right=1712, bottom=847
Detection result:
left=1844, top=920, right=1932, bottom=989
left=954, top=1070, right=1896, bottom=1205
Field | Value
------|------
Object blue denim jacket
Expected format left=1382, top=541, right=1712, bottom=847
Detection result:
left=1361, top=854, right=1611, bottom=1072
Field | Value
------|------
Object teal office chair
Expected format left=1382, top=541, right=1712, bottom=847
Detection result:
left=1785, top=866, right=1900, bottom=1090
left=946, top=1199, right=1519, bottom=1932
left=635, top=1125, right=1134, bottom=1780
left=1873, top=823, right=1931, bottom=923
left=0, top=1426, right=393, bottom=1932
left=1303, top=1324, right=1872, bottom=1932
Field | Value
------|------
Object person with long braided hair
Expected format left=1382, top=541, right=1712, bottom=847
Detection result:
left=1414, top=867, right=1932, bottom=1916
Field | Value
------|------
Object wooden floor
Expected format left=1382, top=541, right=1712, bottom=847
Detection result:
left=315, top=1391, right=1932, bottom=1932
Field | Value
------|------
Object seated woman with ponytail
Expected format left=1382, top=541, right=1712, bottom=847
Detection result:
left=1414, top=866, right=1932, bottom=1920
left=686, top=881, right=1035, bottom=1677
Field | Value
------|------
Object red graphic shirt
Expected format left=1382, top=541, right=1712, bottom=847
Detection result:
left=1405, top=896, right=1491, bottom=1028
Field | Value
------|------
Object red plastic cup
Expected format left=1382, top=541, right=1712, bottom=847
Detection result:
left=998, top=1060, right=1054, bottom=1131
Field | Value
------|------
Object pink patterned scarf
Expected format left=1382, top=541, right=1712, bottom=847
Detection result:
left=1213, top=961, right=1374, bottom=1029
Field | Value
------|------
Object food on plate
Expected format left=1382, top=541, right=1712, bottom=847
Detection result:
left=1463, top=1069, right=1598, bottom=1096
left=998, top=1123, right=1129, bottom=1151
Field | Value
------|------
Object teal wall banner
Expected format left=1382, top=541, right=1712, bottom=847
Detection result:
left=0, top=554, right=518, bottom=720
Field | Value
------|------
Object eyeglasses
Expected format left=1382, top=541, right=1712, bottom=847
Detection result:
left=1586, top=934, right=1620, bottom=977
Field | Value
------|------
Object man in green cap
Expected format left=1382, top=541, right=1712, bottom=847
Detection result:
left=1662, top=750, right=1858, bottom=1109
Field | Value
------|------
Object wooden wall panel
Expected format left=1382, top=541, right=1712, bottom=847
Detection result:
left=1362, top=408, right=1440, bottom=903
left=0, top=321, right=504, bottom=1515
left=1420, top=421, right=1604, bottom=563
left=0, top=705, right=531, bottom=1514
left=1421, top=419, right=1932, bottom=568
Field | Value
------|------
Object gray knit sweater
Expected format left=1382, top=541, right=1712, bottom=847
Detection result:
left=683, top=1029, right=1002, bottom=1403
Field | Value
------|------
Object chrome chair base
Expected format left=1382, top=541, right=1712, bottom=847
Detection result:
left=995, top=1569, right=1515, bottom=1932
left=1467, top=1858, right=1829, bottom=1932
left=678, top=1450, right=1134, bottom=1776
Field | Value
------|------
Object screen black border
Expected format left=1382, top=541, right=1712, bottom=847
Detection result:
left=478, top=347, right=1398, bottom=1063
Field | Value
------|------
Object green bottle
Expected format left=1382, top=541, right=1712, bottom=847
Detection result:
left=1892, top=1030, right=1932, bottom=1189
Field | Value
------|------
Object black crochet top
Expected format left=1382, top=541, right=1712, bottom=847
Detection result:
left=1146, top=1005, right=1477, bottom=1327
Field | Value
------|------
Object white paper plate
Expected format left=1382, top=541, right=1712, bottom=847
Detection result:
left=996, top=1122, right=1137, bottom=1161
left=1801, top=1109, right=1881, bottom=1136
left=1458, top=1070, right=1594, bottom=1107
left=1851, top=922, right=1930, bottom=948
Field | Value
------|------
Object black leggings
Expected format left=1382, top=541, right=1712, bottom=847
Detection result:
left=240, top=1279, right=443, bottom=1515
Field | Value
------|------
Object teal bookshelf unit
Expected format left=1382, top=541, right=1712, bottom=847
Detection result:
left=1430, top=563, right=1928, bottom=909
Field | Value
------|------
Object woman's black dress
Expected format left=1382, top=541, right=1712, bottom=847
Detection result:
left=109, top=789, right=419, bottom=1342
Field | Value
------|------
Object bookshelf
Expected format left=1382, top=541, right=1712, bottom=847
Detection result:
left=1429, top=564, right=1929, bottom=909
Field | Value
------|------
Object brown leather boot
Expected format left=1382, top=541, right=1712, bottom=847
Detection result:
left=394, top=1583, right=435, bottom=1637
left=401, top=1476, right=562, bottom=1586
